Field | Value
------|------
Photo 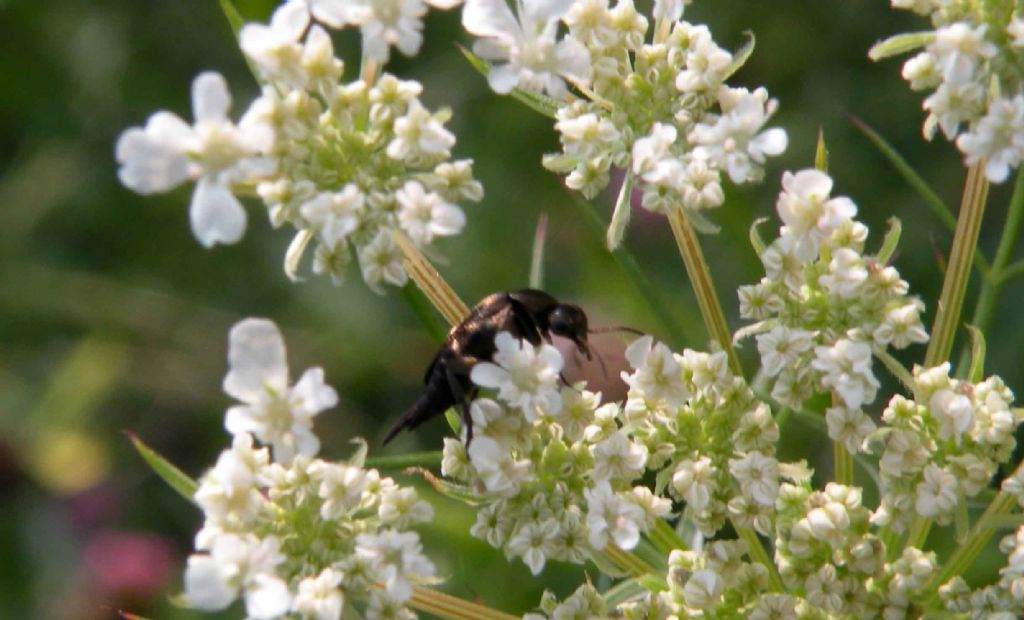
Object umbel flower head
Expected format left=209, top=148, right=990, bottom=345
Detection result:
left=876, top=1, right=1024, bottom=182
left=737, top=168, right=928, bottom=449
left=116, top=1, right=482, bottom=292
left=459, top=0, right=788, bottom=235
left=186, top=318, right=437, bottom=620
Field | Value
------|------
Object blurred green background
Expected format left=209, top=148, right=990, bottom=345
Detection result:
left=1, top=0, right=1022, bottom=618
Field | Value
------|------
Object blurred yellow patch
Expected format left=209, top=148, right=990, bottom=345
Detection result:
left=30, top=429, right=111, bottom=495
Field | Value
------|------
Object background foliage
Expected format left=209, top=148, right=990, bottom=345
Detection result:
left=1, top=0, right=1022, bottom=617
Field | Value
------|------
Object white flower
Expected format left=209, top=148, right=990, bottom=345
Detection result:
left=591, top=431, right=648, bottom=482
left=555, top=111, right=620, bottom=161
left=300, top=185, right=365, bottom=249
left=355, top=529, right=435, bottom=603
left=671, top=456, right=716, bottom=510
left=691, top=87, right=788, bottom=184
left=115, top=72, right=270, bottom=247
left=358, top=229, right=408, bottom=293
left=915, top=463, right=958, bottom=519
left=184, top=534, right=289, bottom=618
left=652, top=0, right=685, bottom=22
left=728, top=451, right=779, bottom=507
left=683, top=569, right=724, bottom=610
left=585, top=480, right=645, bottom=550
left=470, top=501, right=512, bottom=546
left=246, top=573, right=294, bottom=620
left=467, top=434, right=533, bottom=495
left=471, top=332, right=564, bottom=419
left=902, top=52, right=941, bottom=91
left=956, top=95, right=1024, bottom=183
left=774, top=169, right=857, bottom=261
left=873, top=301, right=929, bottom=348
left=223, top=318, right=338, bottom=463
left=195, top=433, right=269, bottom=523
left=378, top=486, right=434, bottom=528
left=463, top=0, right=591, bottom=98
left=621, top=335, right=689, bottom=407
left=240, top=3, right=310, bottom=88
left=563, top=0, right=616, bottom=49
left=812, top=339, right=880, bottom=410
left=311, top=462, right=368, bottom=519
left=756, top=326, right=814, bottom=377
left=820, top=248, right=868, bottom=298
left=395, top=181, right=466, bottom=246
left=932, top=22, right=996, bottom=66
left=825, top=406, right=876, bottom=453
left=292, top=568, right=344, bottom=620
left=929, top=388, right=975, bottom=442
left=878, top=428, right=929, bottom=479
left=922, top=55, right=984, bottom=140
left=387, top=100, right=457, bottom=163
left=334, top=0, right=462, bottom=62
left=507, top=519, right=559, bottom=574
left=674, top=25, right=731, bottom=93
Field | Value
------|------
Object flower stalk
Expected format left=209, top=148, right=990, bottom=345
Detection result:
left=603, top=543, right=658, bottom=577
left=924, top=162, right=990, bottom=368
left=667, top=209, right=742, bottom=376
left=393, top=229, right=469, bottom=326
left=408, top=586, right=519, bottom=620
left=735, top=523, right=784, bottom=592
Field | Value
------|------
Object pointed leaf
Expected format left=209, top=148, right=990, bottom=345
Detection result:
left=529, top=213, right=548, bottom=288
left=347, top=437, right=369, bottom=468
left=218, top=0, right=245, bottom=36
left=877, top=217, right=902, bottom=265
left=365, top=451, right=443, bottom=470
left=868, top=31, right=934, bottom=60
left=723, top=31, right=755, bottom=81
left=129, top=433, right=198, bottom=504
left=815, top=128, right=828, bottom=172
left=680, top=207, right=720, bottom=235
left=749, top=217, right=769, bottom=257
left=606, top=169, right=634, bottom=250
left=965, top=325, right=986, bottom=382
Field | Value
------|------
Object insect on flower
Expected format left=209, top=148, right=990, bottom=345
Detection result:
left=382, top=289, right=603, bottom=446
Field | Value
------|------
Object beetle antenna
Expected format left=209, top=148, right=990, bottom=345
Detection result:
left=588, top=325, right=645, bottom=336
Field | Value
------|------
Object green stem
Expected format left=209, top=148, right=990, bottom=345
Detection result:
left=923, top=471, right=1023, bottom=604
left=365, top=451, right=443, bottom=470
left=735, top=523, right=784, bottom=591
left=649, top=518, right=688, bottom=555
left=904, top=515, right=933, bottom=551
left=833, top=442, right=853, bottom=486
left=408, top=585, right=519, bottom=620
left=925, top=163, right=990, bottom=368
left=667, top=209, right=743, bottom=376
left=954, top=168, right=1024, bottom=375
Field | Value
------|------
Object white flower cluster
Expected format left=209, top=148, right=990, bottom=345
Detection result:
left=889, top=2, right=1024, bottom=182
left=116, top=2, right=482, bottom=292
left=185, top=319, right=436, bottom=620
left=441, top=332, right=670, bottom=575
left=870, top=363, right=1023, bottom=533
left=738, top=169, right=928, bottom=449
left=462, top=0, right=786, bottom=224
left=621, top=336, right=783, bottom=537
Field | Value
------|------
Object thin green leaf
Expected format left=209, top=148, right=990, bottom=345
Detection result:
left=965, top=325, right=986, bottom=382
left=606, top=168, right=634, bottom=250
left=405, top=467, right=484, bottom=504
left=129, top=432, right=198, bottom=504
left=680, top=206, right=720, bottom=235
left=815, top=128, right=829, bottom=172
left=749, top=217, right=769, bottom=257
left=401, top=283, right=448, bottom=343
left=601, top=578, right=646, bottom=606
left=588, top=550, right=631, bottom=579
left=723, top=31, right=755, bottom=80
left=347, top=437, right=369, bottom=468
left=868, top=31, right=934, bottom=60
left=529, top=213, right=548, bottom=289
left=877, top=217, right=902, bottom=264
left=366, top=451, right=443, bottom=470
left=458, top=45, right=559, bottom=118
left=217, top=0, right=245, bottom=36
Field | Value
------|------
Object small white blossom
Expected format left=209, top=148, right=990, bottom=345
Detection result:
left=471, top=332, right=564, bottom=419
left=292, top=568, right=344, bottom=620
left=826, top=406, right=877, bottom=453
left=929, top=388, right=975, bottom=442
left=462, top=0, right=591, bottom=98
left=585, top=480, right=645, bottom=550
left=621, top=335, right=689, bottom=407
left=395, top=181, right=466, bottom=246
left=223, top=319, right=339, bottom=463
left=690, top=87, right=788, bottom=184
left=956, top=95, right=1024, bottom=183
left=358, top=230, right=409, bottom=293
left=812, top=339, right=880, bottom=410
left=240, top=3, right=310, bottom=88
left=683, top=569, right=725, bottom=610
left=756, top=326, right=814, bottom=377
left=115, top=72, right=271, bottom=247
left=355, top=529, right=435, bottom=603
left=507, top=519, right=559, bottom=574
left=729, top=451, right=779, bottom=507
left=671, top=457, right=716, bottom=511
left=387, top=100, right=457, bottom=162
left=915, top=463, right=959, bottom=520
left=591, top=431, right=648, bottom=482
left=774, top=169, right=857, bottom=262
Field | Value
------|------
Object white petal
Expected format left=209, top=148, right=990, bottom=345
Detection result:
left=184, top=555, right=237, bottom=610
left=624, top=335, right=653, bottom=369
left=522, top=0, right=574, bottom=24
left=463, top=0, right=519, bottom=39
left=224, top=318, right=289, bottom=402
left=309, top=0, right=352, bottom=27
left=189, top=177, right=248, bottom=247
left=487, top=63, right=520, bottom=94
left=115, top=126, right=190, bottom=194
left=429, top=203, right=466, bottom=236
left=470, top=362, right=507, bottom=388
left=752, top=127, right=788, bottom=157
left=271, top=1, right=312, bottom=40
left=426, top=0, right=463, bottom=8
left=224, top=405, right=263, bottom=435
left=292, top=367, right=339, bottom=412
left=192, top=72, right=232, bottom=124
left=244, top=573, right=292, bottom=620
